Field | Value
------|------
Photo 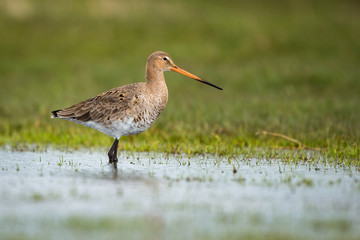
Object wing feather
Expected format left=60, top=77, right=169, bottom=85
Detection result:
left=52, top=83, right=145, bottom=124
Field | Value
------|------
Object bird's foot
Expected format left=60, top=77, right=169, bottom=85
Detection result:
left=108, top=155, right=118, bottom=164
left=108, top=155, right=118, bottom=175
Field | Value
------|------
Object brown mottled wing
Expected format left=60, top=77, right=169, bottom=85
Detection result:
left=52, top=83, right=143, bottom=124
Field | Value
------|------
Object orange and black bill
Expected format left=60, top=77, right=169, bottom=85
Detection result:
left=171, top=66, right=223, bottom=90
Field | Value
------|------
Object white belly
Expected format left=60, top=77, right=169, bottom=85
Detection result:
left=81, top=118, right=151, bottom=138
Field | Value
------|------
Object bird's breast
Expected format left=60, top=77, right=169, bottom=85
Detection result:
left=132, top=95, right=167, bottom=126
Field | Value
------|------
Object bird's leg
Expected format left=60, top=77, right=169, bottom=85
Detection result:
left=108, top=138, right=119, bottom=164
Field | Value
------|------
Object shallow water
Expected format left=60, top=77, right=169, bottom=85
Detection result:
left=0, top=149, right=359, bottom=240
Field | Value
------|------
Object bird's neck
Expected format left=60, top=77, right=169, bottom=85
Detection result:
left=145, top=68, right=168, bottom=101
left=146, top=66, right=163, bottom=82
left=146, top=67, right=166, bottom=88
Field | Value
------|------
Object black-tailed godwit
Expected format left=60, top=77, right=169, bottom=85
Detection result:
left=51, top=51, right=222, bottom=165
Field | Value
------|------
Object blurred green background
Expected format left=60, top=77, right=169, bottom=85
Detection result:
left=0, top=0, right=359, bottom=155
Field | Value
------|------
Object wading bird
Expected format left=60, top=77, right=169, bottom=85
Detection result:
left=51, top=51, right=222, bottom=165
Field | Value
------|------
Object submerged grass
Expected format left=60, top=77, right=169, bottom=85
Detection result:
left=0, top=0, right=359, bottom=163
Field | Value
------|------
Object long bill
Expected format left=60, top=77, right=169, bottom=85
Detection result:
left=171, top=65, right=223, bottom=90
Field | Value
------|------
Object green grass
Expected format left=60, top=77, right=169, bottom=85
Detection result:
left=0, top=0, right=359, bottom=162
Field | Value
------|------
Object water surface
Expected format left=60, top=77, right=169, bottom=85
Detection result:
left=0, top=150, right=359, bottom=240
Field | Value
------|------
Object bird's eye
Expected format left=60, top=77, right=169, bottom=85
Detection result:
left=162, top=57, right=168, bottom=61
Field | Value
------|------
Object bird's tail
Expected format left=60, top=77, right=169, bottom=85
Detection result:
left=51, top=110, right=61, bottom=119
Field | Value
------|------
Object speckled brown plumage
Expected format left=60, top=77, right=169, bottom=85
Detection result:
left=51, top=51, right=222, bottom=165
left=52, top=82, right=167, bottom=129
